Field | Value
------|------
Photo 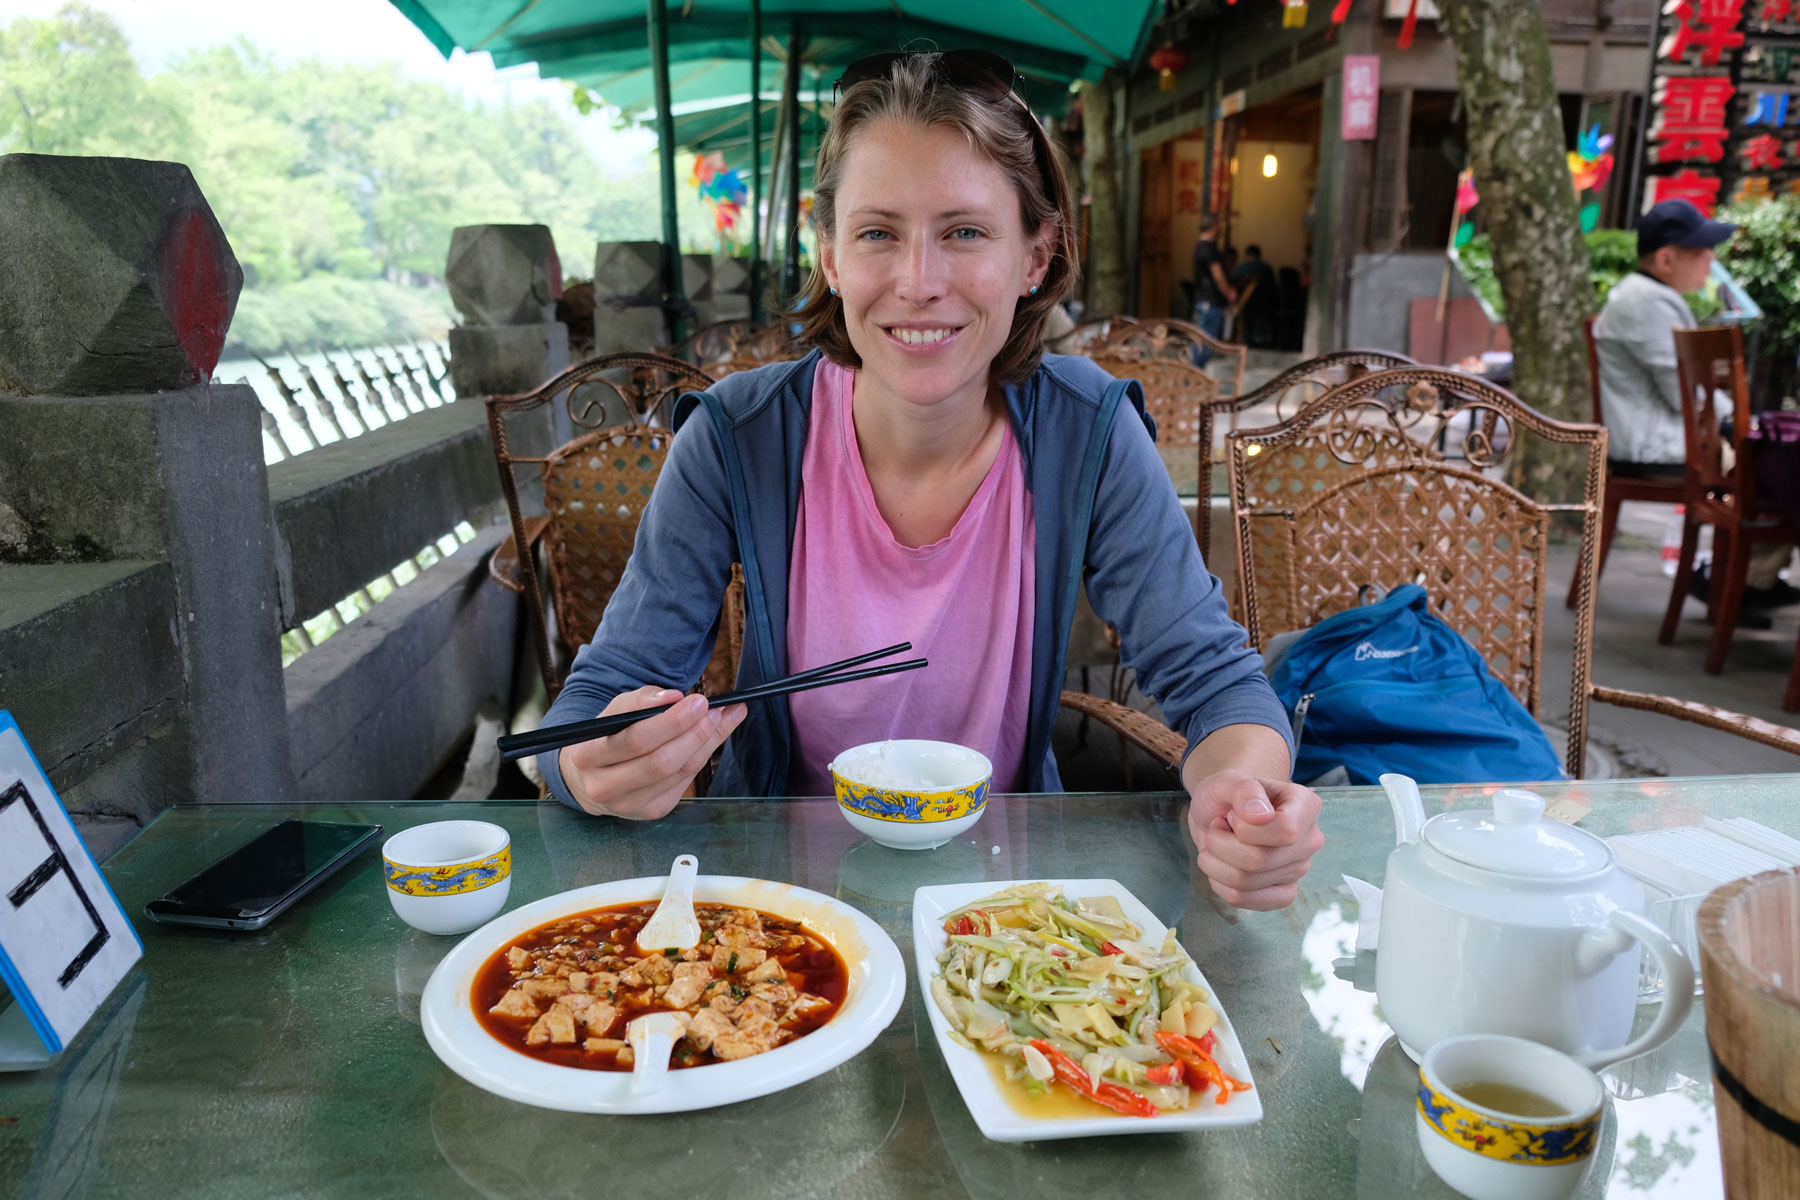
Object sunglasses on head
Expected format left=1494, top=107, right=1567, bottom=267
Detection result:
left=832, top=50, right=1019, bottom=103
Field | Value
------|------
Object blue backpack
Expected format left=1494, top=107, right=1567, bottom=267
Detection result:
left=1265, top=584, right=1565, bottom=786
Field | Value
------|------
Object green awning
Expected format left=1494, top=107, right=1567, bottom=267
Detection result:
left=390, top=1, right=1159, bottom=98
left=668, top=88, right=827, bottom=186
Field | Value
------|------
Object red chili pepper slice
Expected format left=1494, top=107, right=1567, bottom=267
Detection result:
left=1101, top=941, right=1124, bottom=956
left=1145, top=1062, right=1183, bottom=1086
left=1027, top=1039, right=1160, bottom=1118
left=1154, top=1031, right=1252, bottom=1105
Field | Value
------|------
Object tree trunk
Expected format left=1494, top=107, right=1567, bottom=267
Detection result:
left=1438, top=0, right=1594, bottom=504
left=1082, top=71, right=1128, bottom=320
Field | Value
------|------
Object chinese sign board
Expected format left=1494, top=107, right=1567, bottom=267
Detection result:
left=1343, top=55, right=1380, bottom=140
left=1642, top=0, right=1800, bottom=213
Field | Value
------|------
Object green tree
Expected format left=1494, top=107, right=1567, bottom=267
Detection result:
left=1437, top=0, right=1595, bottom=504
left=2, top=3, right=746, bottom=350
left=0, top=2, right=188, bottom=155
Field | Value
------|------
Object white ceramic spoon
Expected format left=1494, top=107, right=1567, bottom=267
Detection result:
left=635, top=854, right=700, bottom=953
left=627, top=855, right=701, bottom=1096
left=627, top=1010, right=692, bottom=1096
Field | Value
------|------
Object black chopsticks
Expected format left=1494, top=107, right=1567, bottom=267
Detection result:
left=496, top=642, right=926, bottom=761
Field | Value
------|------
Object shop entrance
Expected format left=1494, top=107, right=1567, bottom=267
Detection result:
left=1216, top=84, right=1321, bottom=350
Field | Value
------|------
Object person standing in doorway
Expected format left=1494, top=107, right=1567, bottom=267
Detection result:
left=1191, top=214, right=1236, bottom=367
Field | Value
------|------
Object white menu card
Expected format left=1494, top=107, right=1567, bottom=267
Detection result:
left=0, top=711, right=143, bottom=1069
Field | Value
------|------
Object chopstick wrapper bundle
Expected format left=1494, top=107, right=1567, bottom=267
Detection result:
left=1698, top=867, right=1800, bottom=1198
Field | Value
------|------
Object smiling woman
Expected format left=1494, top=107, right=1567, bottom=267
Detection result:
left=539, top=51, right=1327, bottom=913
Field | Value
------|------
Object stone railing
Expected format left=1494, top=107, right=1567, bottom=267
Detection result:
left=0, top=156, right=569, bottom=849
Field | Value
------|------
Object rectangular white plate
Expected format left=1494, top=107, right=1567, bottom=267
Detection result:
left=912, top=878, right=1263, bottom=1142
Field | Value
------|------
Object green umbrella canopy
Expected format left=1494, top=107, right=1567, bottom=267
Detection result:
left=390, top=1, right=1159, bottom=99
left=667, top=86, right=826, bottom=186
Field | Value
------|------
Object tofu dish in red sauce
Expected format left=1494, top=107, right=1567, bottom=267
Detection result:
left=474, top=901, right=849, bottom=1071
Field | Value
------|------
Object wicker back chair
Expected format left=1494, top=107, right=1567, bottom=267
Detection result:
left=1192, top=350, right=1419, bottom=562
left=485, top=352, right=727, bottom=696
left=1225, top=367, right=1800, bottom=779
left=1097, top=317, right=1247, bottom=400
left=1088, top=353, right=1218, bottom=503
left=663, top=320, right=784, bottom=365
left=1047, top=315, right=1138, bottom=356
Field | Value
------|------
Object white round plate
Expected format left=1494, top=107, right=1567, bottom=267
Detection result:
left=420, top=875, right=905, bottom=1114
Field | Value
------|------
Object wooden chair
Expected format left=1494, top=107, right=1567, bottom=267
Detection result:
left=484, top=352, right=729, bottom=697
left=1564, top=316, right=1687, bottom=609
left=1046, top=315, right=1137, bottom=356
left=1195, top=350, right=1418, bottom=563
left=1096, top=317, right=1248, bottom=400
left=1088, top=353, right=1218, bottom=511
left=1224, top=367, right=1800, bottom=779
left=1660, top=326, right=1796, bottom=674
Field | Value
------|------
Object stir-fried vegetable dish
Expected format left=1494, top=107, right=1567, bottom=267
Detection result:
left=930, top=884, right=1251, bottom=1117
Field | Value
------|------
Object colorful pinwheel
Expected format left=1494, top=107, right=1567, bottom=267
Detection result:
left=689, top=152, right=750, bottom=239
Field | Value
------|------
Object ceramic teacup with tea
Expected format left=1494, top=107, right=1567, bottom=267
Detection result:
left=1416, top=1033, right=1606, bottom=1200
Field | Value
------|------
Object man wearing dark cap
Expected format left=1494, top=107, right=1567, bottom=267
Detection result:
left=1593, top=199, right=1794, bottom=621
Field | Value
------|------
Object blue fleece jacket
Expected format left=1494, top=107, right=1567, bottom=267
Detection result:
left=541, top=349, right=1291, bottom=804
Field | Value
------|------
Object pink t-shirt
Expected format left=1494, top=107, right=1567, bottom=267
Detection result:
left=786, top=358, right=1036, bottom=795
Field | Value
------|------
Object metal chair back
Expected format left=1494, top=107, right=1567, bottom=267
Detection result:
left=1096, top=317, right=1247, bottom=399
left=1088, top=353, right=1218, bottom=503
left=485, top=352, right=717, bottom=694
left=1195, top=349, right=1418, bottom=560
left=1225, top=367, right=1608, bottom=779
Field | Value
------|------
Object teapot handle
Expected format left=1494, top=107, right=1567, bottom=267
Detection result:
left=1575, top=910, right=1695, bottom=1072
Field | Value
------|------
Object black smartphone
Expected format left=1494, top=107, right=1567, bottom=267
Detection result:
left=144, top=819, right=383, bottom=931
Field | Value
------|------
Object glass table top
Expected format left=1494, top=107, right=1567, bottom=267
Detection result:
left=5, top=773, right=1793, bottom=1199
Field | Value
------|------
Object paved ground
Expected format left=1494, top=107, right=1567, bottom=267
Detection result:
left=1542, top=501, right=1800, bottom=778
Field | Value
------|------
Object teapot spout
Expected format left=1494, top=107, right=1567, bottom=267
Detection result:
left=1380, top=773, right=1426, bottom=846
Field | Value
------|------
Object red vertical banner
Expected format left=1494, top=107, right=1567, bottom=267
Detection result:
left=1342, top=55, right=1381, bottom=141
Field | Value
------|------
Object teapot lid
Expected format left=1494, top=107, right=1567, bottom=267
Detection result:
left=1423, top=789, right=1612, bottom=878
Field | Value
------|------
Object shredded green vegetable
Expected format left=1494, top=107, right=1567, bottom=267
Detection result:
left=930, top=884, right=1237, bottom=1114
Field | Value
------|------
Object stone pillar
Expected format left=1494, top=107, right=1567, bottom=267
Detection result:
left=711, top=255, right=753, bottom=323
left=0, top=153, right=294, bottom=826
left=445, top=224, right=571, bottom=403
left=682, top=253, right=717, bottom=327
left=592, top=241, right=669, bottom=354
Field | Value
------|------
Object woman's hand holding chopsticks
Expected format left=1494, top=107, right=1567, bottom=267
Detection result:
left=558, top=686, right=747, bottom=819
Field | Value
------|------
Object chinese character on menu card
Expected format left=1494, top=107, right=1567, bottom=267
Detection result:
left=1650, top=169, right=1725, bottom=213
left=1743, top=133, right=1787, bottom=169
left=1653, top=75, right=1736, bottom=162
left=1746, top=91, right=1792, bottom=126
left=1736, top=176, right=1774, bottom=202
left=1664, top=0, right=1748, bottom=65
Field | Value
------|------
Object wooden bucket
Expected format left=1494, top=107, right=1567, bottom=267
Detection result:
left=1699, top=868, right=1800, bottom=1198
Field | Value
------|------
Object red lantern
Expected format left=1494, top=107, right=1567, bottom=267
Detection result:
left=1149, top=44, right=1189, bottom=91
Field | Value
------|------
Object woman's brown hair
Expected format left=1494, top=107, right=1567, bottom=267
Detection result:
left=793, top=54, right=1080, bottom=386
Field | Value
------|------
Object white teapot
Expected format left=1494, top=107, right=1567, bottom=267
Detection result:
left=1374, top=774, right=1694, bottom=1067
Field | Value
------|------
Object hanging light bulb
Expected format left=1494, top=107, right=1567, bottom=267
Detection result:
left=1262, top=153, right=1279, bottom=177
